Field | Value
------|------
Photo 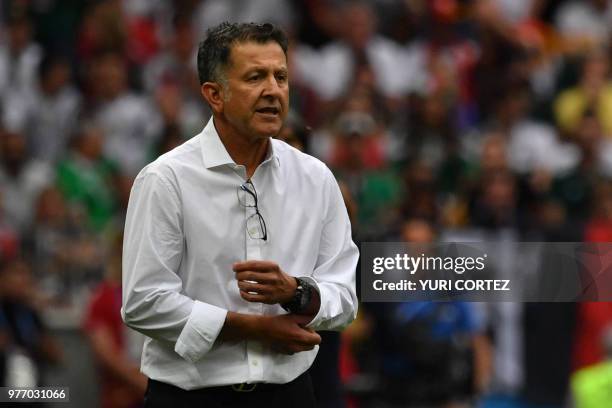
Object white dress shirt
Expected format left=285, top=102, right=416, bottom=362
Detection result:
left=122, top=118, right=358, bottom=390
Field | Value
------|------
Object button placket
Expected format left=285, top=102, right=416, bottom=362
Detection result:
left=241, top=177, right=265, bottom=382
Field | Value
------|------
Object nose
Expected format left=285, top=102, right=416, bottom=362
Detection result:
left=262, top=74, right=284, bottom=99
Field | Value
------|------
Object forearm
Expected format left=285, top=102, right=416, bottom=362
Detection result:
left=219, top=312, right=262, bottom=342
left=220, top=312, right=321, bottom=355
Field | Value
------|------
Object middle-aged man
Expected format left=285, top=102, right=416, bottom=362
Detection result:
left=121, top=22, right=359, bottom=408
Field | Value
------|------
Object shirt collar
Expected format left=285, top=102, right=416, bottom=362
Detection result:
left=200, top=117, right=280, bottom=170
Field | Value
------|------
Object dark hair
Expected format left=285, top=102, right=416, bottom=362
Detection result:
left=197, top=22, right=288, bottom=85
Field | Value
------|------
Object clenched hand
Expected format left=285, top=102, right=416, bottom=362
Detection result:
left=234, top=260, right=297, bottom=305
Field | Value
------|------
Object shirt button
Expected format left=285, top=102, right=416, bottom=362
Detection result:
left=252, top=360, right=259, bottom=366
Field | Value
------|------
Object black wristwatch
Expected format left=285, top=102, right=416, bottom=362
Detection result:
left=281, top=277, right=313, bottom=314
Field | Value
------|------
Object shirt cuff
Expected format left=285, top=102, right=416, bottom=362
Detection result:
left=174, top=301, right=227, bottom=363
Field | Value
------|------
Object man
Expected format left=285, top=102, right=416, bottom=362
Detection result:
left=121, top=22, right=359, bottom=408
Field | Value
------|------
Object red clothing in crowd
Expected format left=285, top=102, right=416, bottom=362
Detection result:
left=84, top=281, right=142, bottom=408
left=573, top=220, right=612, bottom=370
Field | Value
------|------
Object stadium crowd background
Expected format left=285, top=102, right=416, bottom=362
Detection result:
left=1, top=0, right=612, bottom=407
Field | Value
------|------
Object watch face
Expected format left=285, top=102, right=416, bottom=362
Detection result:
left=281, top=278, right=313, bottom=313
left=297, top=279, right=312, bottom=310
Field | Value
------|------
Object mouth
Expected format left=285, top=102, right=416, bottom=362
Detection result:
left=255, top=106, right=281, bottom=117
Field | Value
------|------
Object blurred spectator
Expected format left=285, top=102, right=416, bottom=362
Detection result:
left=401, top=160, right=437, bottom=224
left=142, top=14, right=198, bottom=96
left=293, top=1, right=410, bottom=102
left=573, top=302, right=612, bottom=372
left=84, top=240, right=146, bottom=408
left=0, top=12, right=42, bottom=102
left=420, top=1, right=481, bottom=127
left=439, top=132, right=507, bottom=228
left=77, top=0, right=126, bottom=61
left=120, top=0, right=164, bottom=67
left=0, top=190, right=19, bottom=262
left=473, top=0, right=547, bottom=49
left=24, top=186, right=104, bottom=304
left=550, top=110, right=610, bottom=220
left=56, top=123, right=118, bottom=232
left=484, top=82, right=577, bottom=177
left=150, top=123, right=184, bottom=160
left=583, top=181, right=612, bottom=242
left=554, top=49, right=612, bottom=138
left=274, top=110, right=310, bottom=153
left=328, top=107, right=402, bottom=239
left=25, top=54, right=81, bottom=163
left=291, top=0, right=338, bottom=48
left=151, top=81, right=207, bottom=140
left=573, top=181, right=612, bottom=372
left=364, top=218, right=490, bottom=408
left=87, top=51, right=160, bottom=176
left=470, top=170, right=520, bottom=229
left=0, top=259, right=63, bottom=388
left=0, top=131, right=53, bottom=233
left=572, top=110, right=612, bottom=177
left=406, top=90, right=460, bottom=171
left=554, top=0, right=612, bottom=51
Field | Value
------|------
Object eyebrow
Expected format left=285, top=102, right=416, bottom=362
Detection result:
left=244, top=66, right=288, bottom=73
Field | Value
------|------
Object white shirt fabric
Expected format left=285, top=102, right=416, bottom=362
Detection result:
left=122, top=118, right=358, bottom=390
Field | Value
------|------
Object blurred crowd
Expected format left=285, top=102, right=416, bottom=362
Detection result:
left=1, top=0, right=612, bottom=407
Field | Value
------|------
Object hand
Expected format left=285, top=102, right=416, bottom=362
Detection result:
left=255, top=314, right=321, bottom=355
left=234, top=260, right=297, bottom=305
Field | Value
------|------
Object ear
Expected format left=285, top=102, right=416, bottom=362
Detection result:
left=201, top=82, right=225, bottom=114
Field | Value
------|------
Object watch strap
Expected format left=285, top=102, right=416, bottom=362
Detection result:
left=281, top=277, right=312, bottom=313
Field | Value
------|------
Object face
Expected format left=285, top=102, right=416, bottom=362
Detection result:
left=343, top=4, right=374, bottom=50
left=98, top=54, right=127, bottom=99
left=214, top=41, right=289, bottom=141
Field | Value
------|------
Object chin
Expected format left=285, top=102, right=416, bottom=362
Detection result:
left=255, top=125, right=282, bottom=138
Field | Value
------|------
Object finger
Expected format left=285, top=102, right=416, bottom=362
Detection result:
left=239, top=290, right=273, bottom=304
left=300, top=331, right=322, bottom=345
left=235, top=271, right=275, bottom=283
left=233, top=260, right=279, bottom=272
left=237, top=280, right=270, bottom=294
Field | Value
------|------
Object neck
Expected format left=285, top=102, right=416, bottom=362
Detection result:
left=213, top=116, right=270, bottom=179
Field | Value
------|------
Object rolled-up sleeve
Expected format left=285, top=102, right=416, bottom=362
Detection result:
left=305, top=169, right=358, bottom=331
left=121, top=169, right=227, bottom=363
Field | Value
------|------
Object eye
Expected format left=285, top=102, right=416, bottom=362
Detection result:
left=276, top=73, right=288, bottom=83
left=247, top=74, right=260, bottom=82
